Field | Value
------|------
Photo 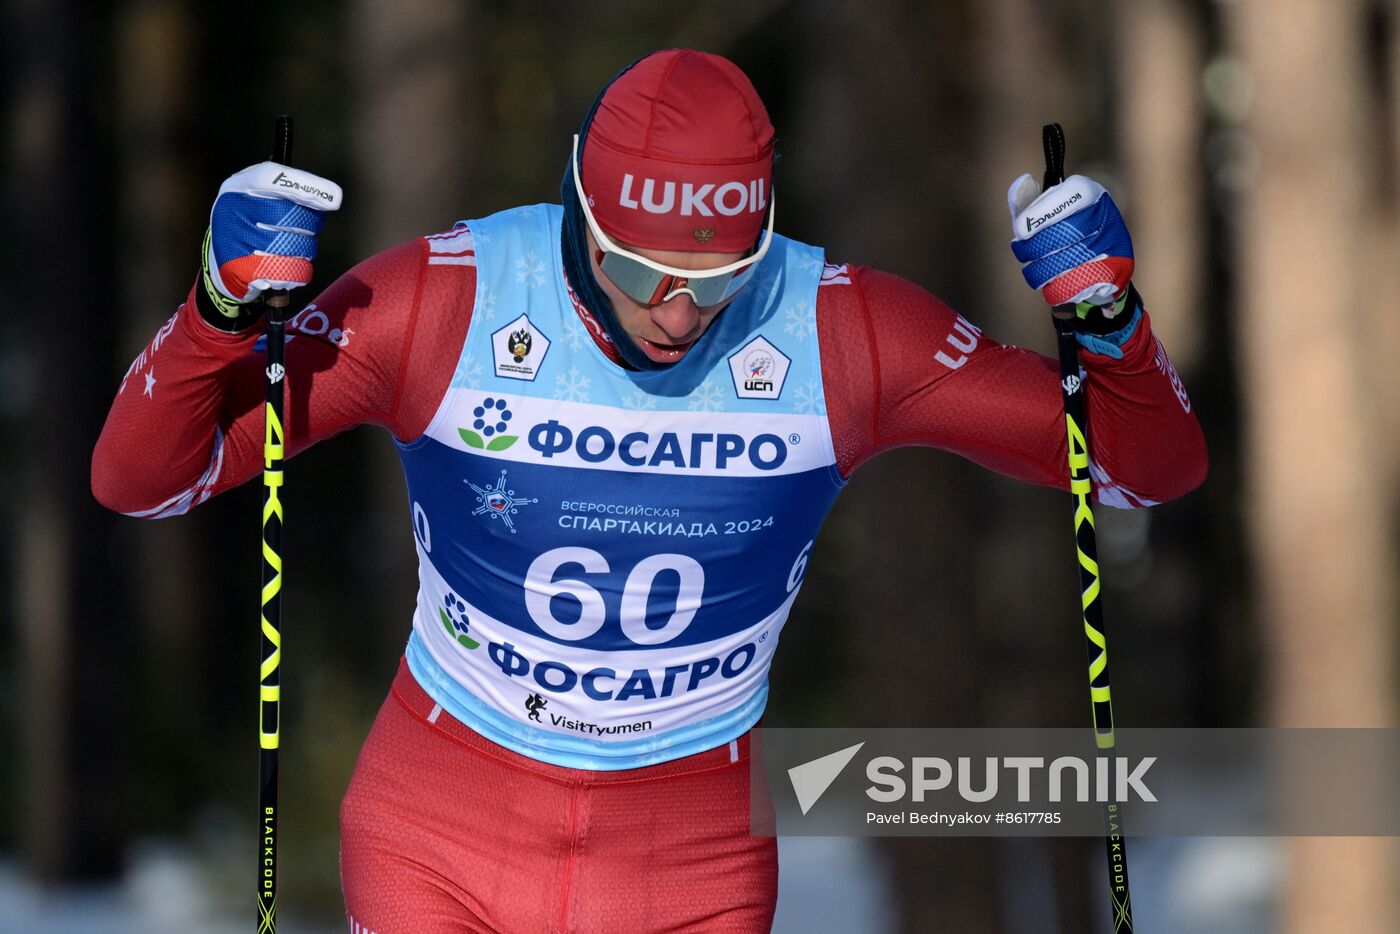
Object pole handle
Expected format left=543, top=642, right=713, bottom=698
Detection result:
left=1040, top=123, right=1079, bottom=328
left=1042, top=121, right=1065, bottom=189
left=272, top=114, right=293, bottom=165
left=264, top=115, right=295, bottom=320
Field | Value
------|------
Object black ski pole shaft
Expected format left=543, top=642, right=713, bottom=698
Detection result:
left=1041, top=121, right=1134, bottom=933
left=258, top=113, right=293, bottom=934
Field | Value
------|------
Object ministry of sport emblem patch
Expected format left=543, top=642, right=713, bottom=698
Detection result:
left=492, top=313, right=550, bottom=381
left=728, top=335, right=791, bottom=400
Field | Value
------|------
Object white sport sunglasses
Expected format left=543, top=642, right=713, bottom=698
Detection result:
left=571, top=134, right=776, bottom=307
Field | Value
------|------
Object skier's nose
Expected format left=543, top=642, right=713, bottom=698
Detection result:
left=650, top=292, right=702, bottom=342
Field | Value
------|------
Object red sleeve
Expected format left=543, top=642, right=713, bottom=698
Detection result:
left=817, top=265, right=1207, bottom=506
left=92, top=236, right=474, bottom=516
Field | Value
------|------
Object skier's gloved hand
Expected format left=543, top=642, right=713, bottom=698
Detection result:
left=197, top=161, right=343, bottom=332
left=1006, top=173, right=1142, bottom=359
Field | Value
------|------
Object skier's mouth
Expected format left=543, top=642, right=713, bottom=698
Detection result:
left=636, top=336, right=695, bottom=363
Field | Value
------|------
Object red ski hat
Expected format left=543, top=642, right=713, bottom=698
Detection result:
left=579, top=49, right=775, bottom=254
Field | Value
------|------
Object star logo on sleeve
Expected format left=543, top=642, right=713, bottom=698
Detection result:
left=143, top=369, right=156, bottom=397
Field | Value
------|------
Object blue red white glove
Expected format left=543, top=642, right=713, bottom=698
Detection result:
left=1007, top=174, right=1142, bottom=358
left=198, top=161, right=343, bottom=331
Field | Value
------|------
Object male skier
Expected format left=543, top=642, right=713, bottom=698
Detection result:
left=94, top=49, right=1206, bottom=933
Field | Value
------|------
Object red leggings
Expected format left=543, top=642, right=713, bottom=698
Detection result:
left=339, top=659, right=776, bottom=933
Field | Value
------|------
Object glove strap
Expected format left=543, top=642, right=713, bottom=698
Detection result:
left=1072, top=283, right=1143, bottom=359
left=196, top=228, right=264, bottom=333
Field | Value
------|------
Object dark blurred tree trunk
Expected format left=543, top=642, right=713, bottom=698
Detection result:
left=6, top=0, right=127, bottom=881
left=349, top=0, right=482, bottom=248
left=1230, top=0, right=1399, bottom=930
left=793, top=2, right=1007, bottom=930
left=1118, top=0, right=1207, bottom=370
left=969, top=3, right=1114, bottom=932
left=1366, top=0, right=1400, bottom=493
left=344, top=0, right=482, bottom=666
left=113, top=0, right=214, bottom=825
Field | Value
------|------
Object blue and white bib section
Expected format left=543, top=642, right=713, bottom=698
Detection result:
left=397, top=203, right=842, bottom=769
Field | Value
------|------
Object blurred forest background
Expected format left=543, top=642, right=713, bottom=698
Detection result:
left=3, top=0, right=1398, bottom=931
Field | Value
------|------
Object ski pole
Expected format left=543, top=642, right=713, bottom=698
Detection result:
left=1041, top=121, right=1135, bottom=933
left=258, top=113, right=293, bottom=934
